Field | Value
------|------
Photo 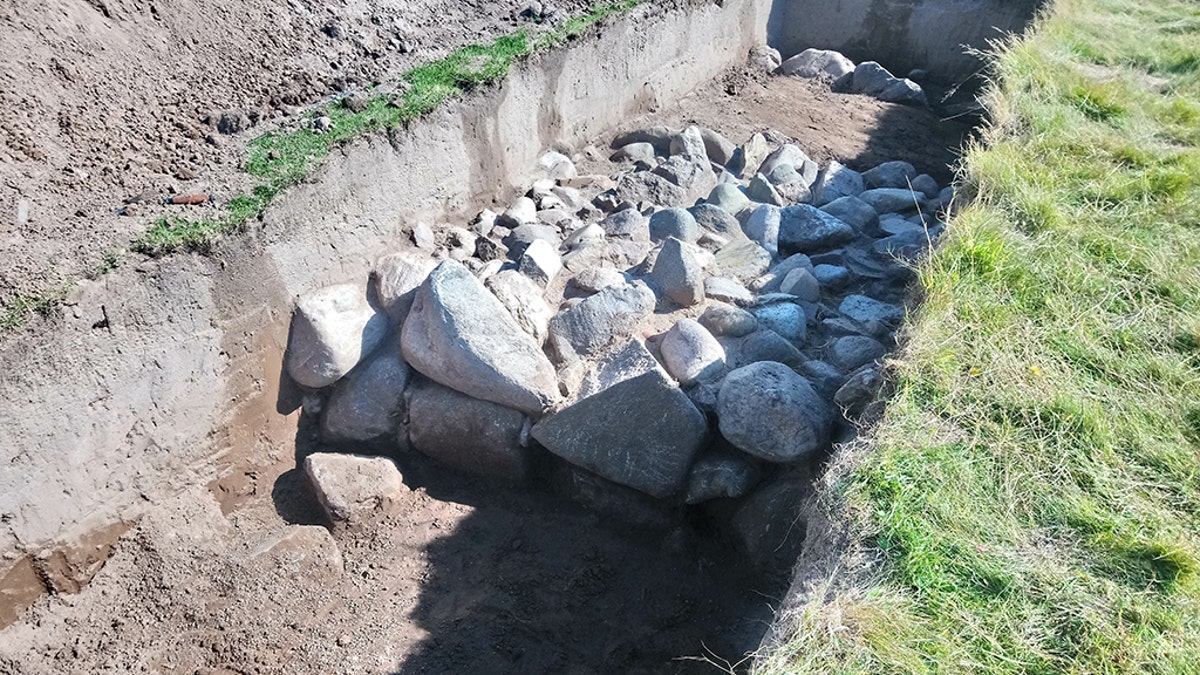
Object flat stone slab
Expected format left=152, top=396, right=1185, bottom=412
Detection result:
left=303, top=453, right=407, bottom=527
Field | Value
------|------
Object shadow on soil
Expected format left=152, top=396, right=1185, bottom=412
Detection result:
left=273, top=406, right=785, bottom=674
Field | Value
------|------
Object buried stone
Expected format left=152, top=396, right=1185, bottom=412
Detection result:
left=320, top=339, right=410, bottom=446
left=406, top=377, right=532, bottom=485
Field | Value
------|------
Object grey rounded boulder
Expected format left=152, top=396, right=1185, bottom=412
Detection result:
left=717, top=362, right=831, bottom=463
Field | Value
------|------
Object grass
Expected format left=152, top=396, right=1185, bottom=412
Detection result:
left=755, top=0, right=1200, bottom=672
left=1, top=0, right=643, bottom=331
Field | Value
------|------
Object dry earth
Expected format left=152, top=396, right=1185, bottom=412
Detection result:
left=0, top=0, right=594, bottom=308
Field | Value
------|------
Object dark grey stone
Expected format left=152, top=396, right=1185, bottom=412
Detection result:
left=718, top=362, right=831, bottom=463
left=548, top=282, right=656, bottom=361
left=859, top=187, right=925, bottom=213
left=820, top=196, right=878, bottom=234
left=532, top=369, right=709, bottom=499
left=406, top=377, right=532, bottom=485
left=839, top=294, right=904, bottom=324
left=320, top=341, right=410, bottom=445
left=727, top=330, right=804, bottom=369
left=685, top=454, right=760, bottom=504
left=688, top=203, right=745, bottom=242
left=863, top=161, right=918, bottom=189
left=778, top=204, right=855, bottom=253
left=829, top=335, right=887, bottom=371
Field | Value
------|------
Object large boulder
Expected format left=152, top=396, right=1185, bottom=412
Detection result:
left=532, top=367, right=709, bottom=499
left=485, top=270, right=553, bottom=344
left=650, top=237, right=707, bottom=307
left=320, top=341, right=410, bottom=445
left=717, top=362, right=831, bottom=463
left=659, top=319, right=726, bottom=385
left=778, top=204, right=856, bottom=253
left=285, top=283, right=390, bottom=390
left=406, top=377, right=532, bottom=485
left=369, top=250, right=437, bottom=324
left=303, top=453, right=407, bottom=527
left=400, top=260, right=558, bottom=415
left=811, top=161, right=864, bottom=206
left=548, top=282, right=656, bottom=362
left=779, top=48, right=855, bottom=79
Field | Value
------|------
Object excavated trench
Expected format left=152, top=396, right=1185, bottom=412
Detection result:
left=0, top=0, right=1042, bottom=671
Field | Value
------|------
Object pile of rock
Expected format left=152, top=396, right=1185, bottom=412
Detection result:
left=284, top=122, right=952, bottom=568
left=779, top=48, right=928, bottom=106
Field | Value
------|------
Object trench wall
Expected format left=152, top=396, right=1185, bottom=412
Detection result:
left=770, top=0, right=1042, bottom=81
left=0, top=0, right=1041, bottom=626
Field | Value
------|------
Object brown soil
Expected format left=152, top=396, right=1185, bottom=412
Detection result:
left=0, top=65, right=977, bottom=673
left=609, top=66, right=976, bottom=186
left=0, top=0, right=593, bottom=307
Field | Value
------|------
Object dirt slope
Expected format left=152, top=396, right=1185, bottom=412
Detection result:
left=0, top=0, right=589, bottom=307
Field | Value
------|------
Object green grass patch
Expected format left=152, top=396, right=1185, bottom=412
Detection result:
left=756, top=0, right=1200, bottom=672
left=0, top=281, right=74, bottom=331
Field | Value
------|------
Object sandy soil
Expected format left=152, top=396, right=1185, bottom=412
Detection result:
left=0, top=0, right=594, bottom=308
left=0, top=67, right=975, bottom=673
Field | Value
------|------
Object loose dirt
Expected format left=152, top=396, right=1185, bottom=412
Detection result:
left=0, top=0, right=593, bottom=308
left=0, top=67, right=976, bottom=673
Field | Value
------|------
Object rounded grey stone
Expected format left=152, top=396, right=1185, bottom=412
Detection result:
left=717, top=362, right=831, bottom=463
